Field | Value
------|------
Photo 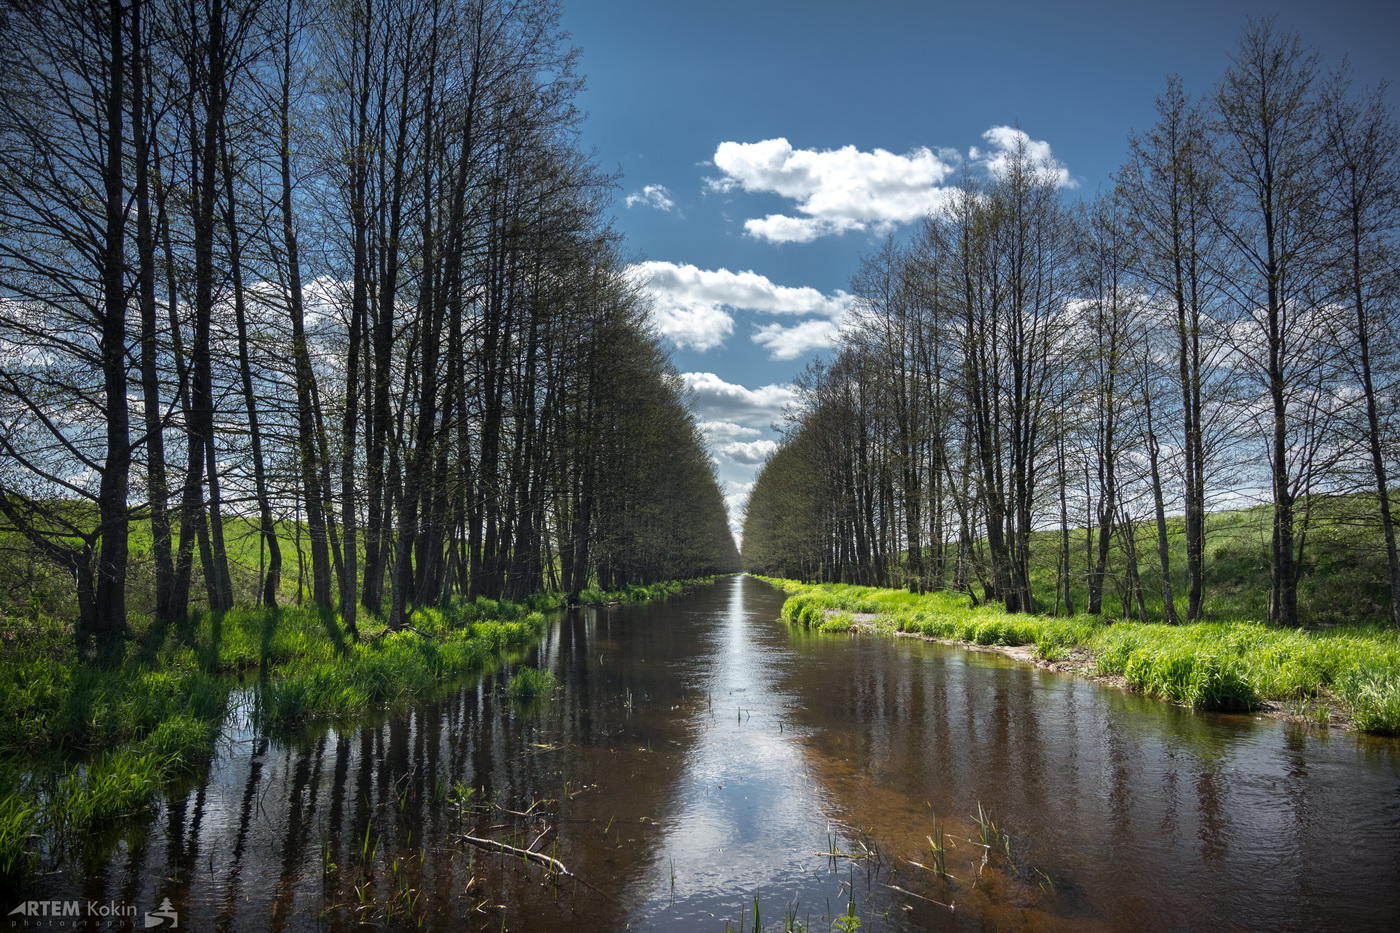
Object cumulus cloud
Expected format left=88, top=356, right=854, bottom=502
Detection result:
left=724, top=480, right=754, bottom=517
left=624, top=183, right=676, bottom=211
left=649, top=302, right=735, bottom=352
left=708, top=138, right=961, bottom=242
left=629, top=261, right=853, bottom=355
left=715, top=438, right=779, bottom=465
left=682, top=372, right=799, bottom=427
left=632, top=261, right=850, bottom=319
left=697, top=420, right=762, bottom=443
left=751, top=318, right=843, bottom=360
left=707, top=129, right=1075, bottom=242
left=969, top=126, right=1077, bottom=189
left=724, top=480, right=755, bottom=541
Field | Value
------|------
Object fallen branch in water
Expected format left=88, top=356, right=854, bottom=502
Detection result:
left=458, top=833, right=575, bottom=877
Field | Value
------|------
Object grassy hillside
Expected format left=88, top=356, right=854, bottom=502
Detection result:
left=1020, top=495, right=1396, bottom=627
left=0, top=515, right=319, bottom=624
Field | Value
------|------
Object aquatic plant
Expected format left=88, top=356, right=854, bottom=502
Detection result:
left=0, top=789, right=37, bottom=883
left=833, top=866, right=861, bottom=932
left=505, top=665, right=557, bottom=700
left=927, top=816, right=947, bottom=878
left=818, top=612, right=856, bottom=633
left=974, top=801, right=1013, bottom=860
left=1336, top=662, right=1400, bottom=734
left=53, top=747, right=164, bottom=835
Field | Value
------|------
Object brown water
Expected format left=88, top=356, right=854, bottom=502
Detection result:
left=16, top=575, right=1400, bottom=931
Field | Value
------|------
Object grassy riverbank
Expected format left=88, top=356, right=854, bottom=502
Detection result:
left=760, top=577, right=1400, bottom=734
left=0, top=576, right=723, bottom=884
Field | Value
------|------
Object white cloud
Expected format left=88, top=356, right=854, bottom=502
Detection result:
left=649, top=302, right=735, bottom=352
left=715, top=438, right=779, bottom=465
left=708, top=138, right=961, bottom=242
left=751, top=318, right=842, bottom=360
left=682, top=372, right=799, bottom=427
left=742, top=213, right=830, bottom=245
left=632, top=261, right=851, bottom=319
left=624, top=183, right=676, bottom=211
left=697, top=420, right=762, bottom=443
left=724, top=480, right=754, bottom=521
left=969, top=126, right=1077, bottom=189
left=629, top=261, right=853, bottom=355
left=708, top=129, right=1076, bottom=242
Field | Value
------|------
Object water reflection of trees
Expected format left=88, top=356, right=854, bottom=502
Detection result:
left=776, top=635, right=1400, bottom=931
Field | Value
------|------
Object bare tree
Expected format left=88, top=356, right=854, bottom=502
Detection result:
left=1211, top=19, right=1340, bottom=627
left=0, top=0, right=135, bottom=645
left=1321, top=74, right=1400, bottom=628
left=1120, top=76, right=1223, bottom=620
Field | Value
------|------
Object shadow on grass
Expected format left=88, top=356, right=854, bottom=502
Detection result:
left=316, top=605, right=350, bottom=657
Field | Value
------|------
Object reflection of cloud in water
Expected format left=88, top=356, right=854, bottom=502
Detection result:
left=633, top=577, right=836, bottom=922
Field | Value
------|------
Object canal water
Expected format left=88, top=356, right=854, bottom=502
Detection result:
left=20, top=576, right=1400, bottom=930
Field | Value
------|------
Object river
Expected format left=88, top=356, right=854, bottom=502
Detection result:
left=20, top=575, right=1400, bottom=931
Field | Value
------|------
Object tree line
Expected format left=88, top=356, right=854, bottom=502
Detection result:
left=742, top=21, right=1400, bottom=629
left=0, top=0, right=740, bottom=647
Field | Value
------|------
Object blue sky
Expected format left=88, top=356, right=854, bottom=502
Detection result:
left=559, top=0, right=1400, bottom=537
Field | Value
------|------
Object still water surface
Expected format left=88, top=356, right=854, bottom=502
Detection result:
left=27, top=576, right=1400, bottom=930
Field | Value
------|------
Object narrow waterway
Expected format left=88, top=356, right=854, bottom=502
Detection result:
left=23, top=576, right=1400, bottom=931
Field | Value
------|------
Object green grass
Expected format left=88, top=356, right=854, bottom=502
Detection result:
left=0, top=789, right=37, bottom=881
left=0, top=573, right=727, bottom=884
left=1335, top=662, right=1400, bottom=735
left=574, top=575, right=726, bottom=607
left=258, top=616, right=544, bottom=727
left=762, top=577, right=1400, bottom=732
left=504, top=665, right=558, bottom=700
left=1018, top=496, right=1399, bottom=627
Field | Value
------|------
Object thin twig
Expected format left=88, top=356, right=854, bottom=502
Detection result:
left=458, top=833, right=575, bottom=878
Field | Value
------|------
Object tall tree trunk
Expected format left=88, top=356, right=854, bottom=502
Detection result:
left=219, top=107, right=281, bottom=608
left=1143, top=366, right=1179, bottom=624
left=132, top=0, right=175, bottom=623
left=179, top=0, right=235, bottom=611
left=279, top=5, right=333, bottom=608
left=93, top=0, right=131, bottom=642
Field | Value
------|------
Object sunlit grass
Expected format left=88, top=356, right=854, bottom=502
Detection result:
left=0, top=542, right=728, bottom=885
left=760, top=576, right=1400, bottom=731
left=573, top=575, right=725, bottom=607
left=505, top=665, right=557, bottom=700
left=1336, top=662, right=1400, bottom=735
left=258, top=614, right=546, bottom=727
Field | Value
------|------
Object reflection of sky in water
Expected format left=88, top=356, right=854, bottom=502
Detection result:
left=629, top=578, right=838, bottom=927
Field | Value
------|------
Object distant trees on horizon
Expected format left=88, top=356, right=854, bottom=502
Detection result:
left=0, top=0, right=740, bottom=647
left=742, top=19, right=1400, bottom=629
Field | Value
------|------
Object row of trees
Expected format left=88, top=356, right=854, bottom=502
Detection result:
left=0, top=0, right=739, bottom=646
left=742, top=21, right=1400, bottom=628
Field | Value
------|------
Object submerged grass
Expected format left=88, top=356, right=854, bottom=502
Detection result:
left=761, top=577, right=1400, bottom=732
